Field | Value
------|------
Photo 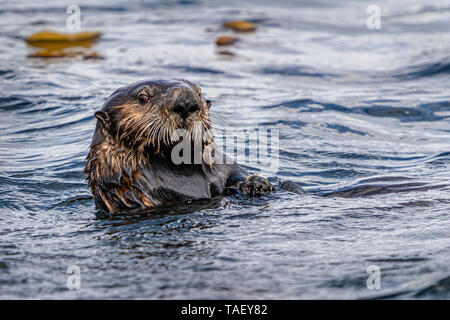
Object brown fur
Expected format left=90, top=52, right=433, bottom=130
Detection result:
left=85, top=79, right=241, bottom=215
left=85, top=127, right=150, bottom=213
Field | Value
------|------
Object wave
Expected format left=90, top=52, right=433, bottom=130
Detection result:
left=260, top=98, right=449, bottom=122
left=392, top=58, right=450, bottom=80
left=0, top=96, right=35, bottom=111
left=324, top=176, right=448, bottom=198
left=258, top=65, right=337, bottom=78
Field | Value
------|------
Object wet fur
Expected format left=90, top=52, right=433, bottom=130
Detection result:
left=85, top=80, right=246, bottom=215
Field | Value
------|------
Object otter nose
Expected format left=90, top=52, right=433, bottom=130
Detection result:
left=171, top=98, right=199, bottom=119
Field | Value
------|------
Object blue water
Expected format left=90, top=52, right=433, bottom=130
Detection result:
left=0, top=0, right=449, bottom=299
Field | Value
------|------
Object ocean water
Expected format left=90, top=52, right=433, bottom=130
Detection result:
left=0, top=0, right=449, bottom=299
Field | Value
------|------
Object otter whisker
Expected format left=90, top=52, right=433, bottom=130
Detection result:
left=117, top=114, right=147, bottom=141
left=193, top=120, right=203, bottom=145
left=210, top=113, right=229, bottom=134
left=150, top=120, right=165, bottom=151
left=146, top=119, right=160, bottom=148
left=134, top=115, right=158, bottom=145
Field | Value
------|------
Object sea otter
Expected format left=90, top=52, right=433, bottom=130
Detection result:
left=85, top=79, right=302, bottom=215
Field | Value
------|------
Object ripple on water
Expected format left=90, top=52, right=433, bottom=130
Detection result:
left=0, top=0, right=449, bottom=300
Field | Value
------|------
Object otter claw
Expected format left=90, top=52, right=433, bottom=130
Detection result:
left=238, top=174, right=274, bottom=195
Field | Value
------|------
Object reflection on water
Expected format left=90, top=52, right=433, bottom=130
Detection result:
left=0, top=0, right=449, bottom=299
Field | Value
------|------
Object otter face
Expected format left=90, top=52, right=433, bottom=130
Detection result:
left=93, top=79, right=213, bottom=152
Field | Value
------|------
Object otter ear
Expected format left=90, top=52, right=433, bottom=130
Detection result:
left=94, top=111, right=110, bottom=129
left=90, top=111, right=110, bottom=147
left=206, top=100, right=211, bottom=109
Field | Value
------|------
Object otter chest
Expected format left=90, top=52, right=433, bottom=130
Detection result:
left=135, top=160, right=231, bottom=202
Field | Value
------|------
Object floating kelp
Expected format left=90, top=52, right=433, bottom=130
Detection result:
left=25, top=30, right=103, bottom=60
left=216, top=36, right=239, bottom=46
left=217, top=51, right=235, bottom=57
left=26, top=31, right=101, bottom=47
left=223, top=21, right=256, bottom=32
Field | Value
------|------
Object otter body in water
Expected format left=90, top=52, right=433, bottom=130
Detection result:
left=85, top=79, right=282, bottom=215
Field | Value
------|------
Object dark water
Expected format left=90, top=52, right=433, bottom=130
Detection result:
left=0, top=0, right=449, bottom=299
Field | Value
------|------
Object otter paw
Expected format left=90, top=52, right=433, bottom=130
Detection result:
left=238, top=174, right=274, bottom=195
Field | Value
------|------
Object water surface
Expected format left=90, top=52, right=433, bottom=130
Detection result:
left=0, top=0, right=449, bottom=299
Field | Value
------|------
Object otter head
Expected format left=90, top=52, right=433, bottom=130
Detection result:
left=92, top=79, right=214, bottom=161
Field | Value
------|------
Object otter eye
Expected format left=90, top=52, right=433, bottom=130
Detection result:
left=138, top=94, right=149, bottom=104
